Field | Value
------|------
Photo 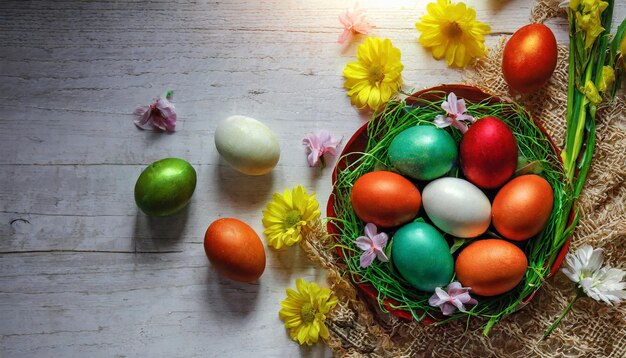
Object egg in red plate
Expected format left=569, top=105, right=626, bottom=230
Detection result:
left=492, top=174, right=554, bottom=241
left=455, top=239, right=528, bottom=296
left=460, top=116, right=518, bottom=189
left=350, top=171, right=421, bottom=228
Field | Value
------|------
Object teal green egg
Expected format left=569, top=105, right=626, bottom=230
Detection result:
left=134, top=158, right=197, bottom=216
left=390, top=221, right=454, bottom=292
left=388, top=125, right=458, bottom=180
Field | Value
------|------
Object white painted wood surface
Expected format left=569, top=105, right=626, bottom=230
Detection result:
left=1, top=0, right=624, bottom=357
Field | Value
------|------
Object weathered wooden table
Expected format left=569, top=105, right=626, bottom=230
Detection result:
left=2, top=1, right=624, bottom=357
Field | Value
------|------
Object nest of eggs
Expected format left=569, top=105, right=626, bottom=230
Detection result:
left=327, top=85, right=574, bottom=333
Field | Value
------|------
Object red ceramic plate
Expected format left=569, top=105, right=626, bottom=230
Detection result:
left=326, top=84, right=572, bottom=322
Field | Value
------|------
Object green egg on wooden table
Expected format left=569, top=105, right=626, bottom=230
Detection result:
left=388, top=125, right=458, bottom=181
left=390, top=221, right=454, bottom=292
left=134, top=158, right=197, bottom=216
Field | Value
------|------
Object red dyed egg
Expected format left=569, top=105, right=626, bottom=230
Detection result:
left=460, top=117, right=518, bottom=189
left=350, top=171, right=421, bottom=228
left=503, top=24, right=557, bottom=93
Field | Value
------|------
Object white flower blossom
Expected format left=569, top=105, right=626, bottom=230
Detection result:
left=562, top=245, right=626, bottom=304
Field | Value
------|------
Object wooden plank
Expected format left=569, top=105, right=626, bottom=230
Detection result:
left=0, top=252, right=326, bottom=358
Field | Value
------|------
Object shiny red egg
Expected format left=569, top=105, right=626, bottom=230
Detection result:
left=460, top=116, right=518, bottom=189
left=503, top=24, right=558, bottom=93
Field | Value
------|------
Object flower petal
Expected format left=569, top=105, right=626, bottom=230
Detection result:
left=360, top=250, right=376, bottom=268
left=433, top=115, right=452, bottom=128
left=441, top=302, right=457, bottom=316
left=355, top=236, right=373, bottom=251
left=363, top=223, right=377, bottom=240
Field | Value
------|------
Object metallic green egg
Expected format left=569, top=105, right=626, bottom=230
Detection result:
left=391, top=222, right=454, bottom=292
left=388, top=125, right=458, bottom=181
left=134, top=158, right=197, bottom=216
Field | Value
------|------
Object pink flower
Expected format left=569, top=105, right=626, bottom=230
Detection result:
left=134, top=94, right=176, bottom=132
left=302, top=131, right=342, bottom=168
left=355, top=223, right=389, bottom=268
left=338, top=3, right=374, bottom=44
left=428, top=281, right=478, bottom=316
left=433, top=92, right=475, bottom=134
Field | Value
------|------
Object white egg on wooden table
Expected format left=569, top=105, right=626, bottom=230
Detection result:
left=422, top=177, right=491, bottom=238
left=214, top=115, right=280, bottom=175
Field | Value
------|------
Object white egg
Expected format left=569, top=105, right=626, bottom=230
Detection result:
left=215, top=115, right=280, bottom=175
left=422, top=177, right=491, bottom=238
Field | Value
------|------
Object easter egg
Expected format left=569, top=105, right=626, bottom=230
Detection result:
left=388, top=125, right=458, bottom=181
left=204, top=218, right=266, bottom=283
left=391, top=222, right=454, bottom=292
left=215, top=115, right=280, bottom=176
left=134, top=158, right=197, bottom=216
left=492, top=174, right=554, bottom=241
left=350, top=171, right=421, bottom=228
left=460, top=116, right=518, bottom=189
left=422, top=177, right=491, bottom=238
left=503, top=24, right=557, bottom=93
left=455, top=239, right=528, bottom=296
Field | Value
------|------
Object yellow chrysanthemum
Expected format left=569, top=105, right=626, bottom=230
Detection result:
left=415, top=0, right=491, bottom=68
left=262, top=185, right=320, bottom=249
left=343, top=37, right=403, bottom=111
left=279, top=278, right=338, bottom=346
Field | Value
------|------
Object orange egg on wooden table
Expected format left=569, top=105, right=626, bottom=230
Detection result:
left=492, top=174, right=554, bottom=241
left=455, top=239, right=528, bottom=297
left=204, top=218, right=266, bottom=283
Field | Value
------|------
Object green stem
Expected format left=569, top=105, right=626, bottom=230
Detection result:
left=543, top=291, right=582, bottom=340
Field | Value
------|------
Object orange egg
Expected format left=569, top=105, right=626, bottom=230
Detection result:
left=502, top=24, right=557, bottom=93
left=492, top=174, right=554, bottom=241
left=455, top=239, right=528, bottom=296
left=350, top=171, right=421, bottom=228
left=204, top=218, right=266, bottom=282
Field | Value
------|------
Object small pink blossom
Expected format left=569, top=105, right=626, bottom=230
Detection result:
left=355, top=223, right=389, bottom=268
left=433, top=92, right=475, bottom=134
left=428, top=281, right=478, bottom=316
left=134, top=94, right=176, bottom=132
left=338, top=3, right=374, bottom=44
left=302, top=131, right=342, bottom=168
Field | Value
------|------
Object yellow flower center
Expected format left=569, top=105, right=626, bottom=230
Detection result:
left=443, top=21, right=463, bottom=39
left=368, top=65, right=385, bottom=83
left=300, top=303, right=316, bottom=323
left=284, top=210, right=302, bottom=229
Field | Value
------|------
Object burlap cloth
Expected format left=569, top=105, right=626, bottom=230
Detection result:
left=301, top=0, right=626, bottom=356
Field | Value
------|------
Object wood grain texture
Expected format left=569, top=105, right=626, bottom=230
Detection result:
left=1, top=0, right=624, bottom=357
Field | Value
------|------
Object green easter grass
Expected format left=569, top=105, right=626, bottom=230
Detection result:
left=329, top=90, right=575, bottom=335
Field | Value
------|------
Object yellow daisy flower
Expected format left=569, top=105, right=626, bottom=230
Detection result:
left=343, top=37, right=404, bottom=111
left=262, top=185, right=320, bottom=249
left=415, top=0, right=491, bottom=68
left=279, top=278, right=338, bottom=346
